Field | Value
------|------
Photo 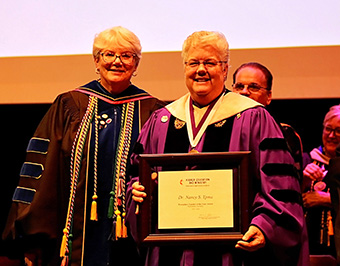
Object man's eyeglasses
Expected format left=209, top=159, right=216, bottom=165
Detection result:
left=232, top=83, right=268, bottom=93
left=185, top=59, right=227, bottom=69
left=323, top=126, right=340, bottom=137
left=100, top=51, right=136, bottom=64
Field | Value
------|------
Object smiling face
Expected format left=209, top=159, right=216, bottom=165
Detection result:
left=94, top=47, right=138, bottom=95
left=322, top=115, right=340, bottom=158
left=184, top=45, right=228, bottom=106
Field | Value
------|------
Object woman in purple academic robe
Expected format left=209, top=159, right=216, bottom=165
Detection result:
left=126, top=30, right=310, bottom=266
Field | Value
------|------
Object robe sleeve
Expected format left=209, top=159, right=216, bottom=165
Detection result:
left=2, top=92, right=84, bottom=255
left=230, top=106, right=308, bottom=264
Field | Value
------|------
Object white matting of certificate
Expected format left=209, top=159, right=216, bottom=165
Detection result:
left=158, top=169, right=233, bottom=229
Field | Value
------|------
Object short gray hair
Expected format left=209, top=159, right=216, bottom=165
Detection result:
left=181, top=31, right=229, bottom=64
left=324, top=104, right=340, bottom=124
left=92, top=26, right=142, bottom=64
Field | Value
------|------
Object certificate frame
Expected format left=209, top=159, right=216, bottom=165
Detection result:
left=137, top=151, right=251, bottom=246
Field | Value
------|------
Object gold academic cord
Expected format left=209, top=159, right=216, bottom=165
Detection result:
left=307, top=160, right=334, bottom=246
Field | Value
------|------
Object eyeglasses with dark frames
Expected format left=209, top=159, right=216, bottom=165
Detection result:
left=100, top=51, right=136, bottom=64
left=323, top=126, right=340, bottom=137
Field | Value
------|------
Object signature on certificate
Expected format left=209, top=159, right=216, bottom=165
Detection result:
left=198, top=213, right=220, bottom=220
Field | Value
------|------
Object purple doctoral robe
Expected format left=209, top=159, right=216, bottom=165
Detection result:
left=126, top=91, right=310, bottom=266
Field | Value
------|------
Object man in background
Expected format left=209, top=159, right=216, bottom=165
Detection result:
left=232, top=62, right=303, bottom=179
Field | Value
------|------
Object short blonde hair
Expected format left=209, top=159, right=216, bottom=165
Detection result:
left=93, top=26, right=142, bottom=63
left=324, top=104, right=340, bottom=124
left=181, top=31, right=230, bottom=64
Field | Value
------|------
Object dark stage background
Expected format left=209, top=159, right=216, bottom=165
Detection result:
left=1, top=98, right=340, bottom=253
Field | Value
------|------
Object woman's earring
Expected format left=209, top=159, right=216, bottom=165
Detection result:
left=96, top=68, right=100, bottom=74
left=132, top=71, right=138, bottom=77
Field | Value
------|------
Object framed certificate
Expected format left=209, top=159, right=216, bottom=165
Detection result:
left=137, top=152, right=251, bottom=245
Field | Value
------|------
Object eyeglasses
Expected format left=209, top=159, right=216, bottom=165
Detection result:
left=100, top=51, right=136, bottom=64
left=323, top=126, right=340, bottom=137
left=185, top=59, right=227, bottom=69
left=232, top=83, right=268, bottom=93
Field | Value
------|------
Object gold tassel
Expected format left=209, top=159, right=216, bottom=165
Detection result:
left=328, top=210, right=334, bottom=235
left=122, top=212, right=127, bottom=238
left=326, top=210, right=334, bottom=246
left=115, top=210, right=122, bottom=240
left=90, top=195, right=98, bottom=221
left=60, top=228, right=68, bottom=257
